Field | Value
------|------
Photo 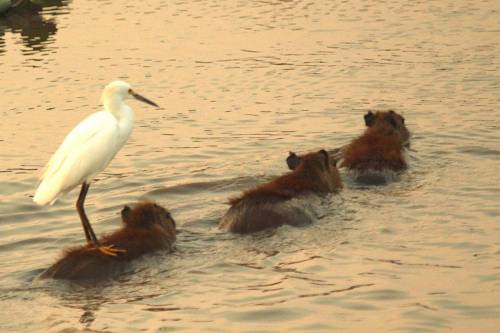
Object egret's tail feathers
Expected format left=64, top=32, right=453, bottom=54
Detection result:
left=34, top=179, right=62, bottom=206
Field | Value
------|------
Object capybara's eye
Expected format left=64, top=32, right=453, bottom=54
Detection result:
left=401, top=117, right=405, bottom=124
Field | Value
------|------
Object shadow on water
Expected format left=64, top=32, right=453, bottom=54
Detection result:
left=0, top=0, right=70, bottom=55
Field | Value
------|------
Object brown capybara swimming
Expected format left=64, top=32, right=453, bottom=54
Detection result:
left=41, top=202, right=176, bottom=280
left=341, top=110, right=410, bottom=176
left=219, top=149, right=342, bottom=234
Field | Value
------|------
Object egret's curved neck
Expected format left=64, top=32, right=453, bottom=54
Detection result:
left=103, top=95, right=129, bottom=118
left=103, top=95, right=135, bottom=146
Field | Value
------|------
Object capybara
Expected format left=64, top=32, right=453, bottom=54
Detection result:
left=41, top=202, right=176, bottom=280
left=219, top=149, right=342, bottom=234
left=341, top=110, right=410, bottom=178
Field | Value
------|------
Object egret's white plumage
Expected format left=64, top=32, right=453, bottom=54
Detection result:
left=33, top=80, right=158, bottom=254
left=34, top=81, right=137, bottom=205
left=34, top=111, right=125, bottom=205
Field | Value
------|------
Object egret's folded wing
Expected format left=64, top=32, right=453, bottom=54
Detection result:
left=34, top=112, right=119, bottom=205
left=40, top=111, right=115, bottom=181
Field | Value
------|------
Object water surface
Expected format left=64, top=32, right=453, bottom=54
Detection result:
left=1, top=0, right=499, bottom=332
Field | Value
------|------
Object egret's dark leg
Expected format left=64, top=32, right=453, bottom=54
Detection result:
left=76, top=182, right=126, bottom=257
left=76, top=182, right=99, bottom=246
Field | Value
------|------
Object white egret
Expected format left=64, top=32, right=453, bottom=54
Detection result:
left=34, top=80, right=159, bottom=256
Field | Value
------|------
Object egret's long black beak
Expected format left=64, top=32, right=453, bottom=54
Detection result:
left=130, top=90, right=159, bottom=107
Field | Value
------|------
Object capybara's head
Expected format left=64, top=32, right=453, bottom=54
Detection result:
left=364, top=110, right=410, bottom=146
left=286, top=149, right=342, bottom=191
left=121, top=202, right=176, bottom=234
left=287, top=150, right=339, bottom=171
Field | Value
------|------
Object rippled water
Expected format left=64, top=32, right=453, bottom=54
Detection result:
left=1, top=0, right=499, bottom=332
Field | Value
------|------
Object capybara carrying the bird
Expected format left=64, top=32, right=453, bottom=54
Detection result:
left=41, top=202, right=176, bottom=280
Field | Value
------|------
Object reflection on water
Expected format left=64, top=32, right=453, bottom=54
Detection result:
left=0, top=0, right=69, bottom=55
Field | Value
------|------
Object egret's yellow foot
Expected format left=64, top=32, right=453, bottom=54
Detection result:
left=97, top=245, right=127, bottom=257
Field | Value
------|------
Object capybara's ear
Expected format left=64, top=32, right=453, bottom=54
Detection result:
left=319, top=149, right=331, bottom=169
left=389, top=110, right=406, bottom=124
left=121, top=205, right=132, bottom=223
left=286, top=151, right=301, bottom=170
left=364, top=111, right=375, bottom=127
left=387, top=111, right=397, bottom=128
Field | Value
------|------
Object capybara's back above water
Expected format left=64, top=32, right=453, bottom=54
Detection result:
left=41, top=202, right=176, bottom=281
left=219, top=149, right=342, bottom=234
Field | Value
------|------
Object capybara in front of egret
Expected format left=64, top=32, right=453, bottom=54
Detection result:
left=41, top=202, right=176, bottom=281
left=340, top=110, right=410, bottom=183
left=219, top=149, right=342, bottom=234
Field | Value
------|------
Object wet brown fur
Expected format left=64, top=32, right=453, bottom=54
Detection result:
left=41, top=202, right=176, bottom=280
left=341, top=110, right=410, bottom=171
left=230, top=150, right=342, bottom=205
left=220, top=150, right=342, bottom=233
